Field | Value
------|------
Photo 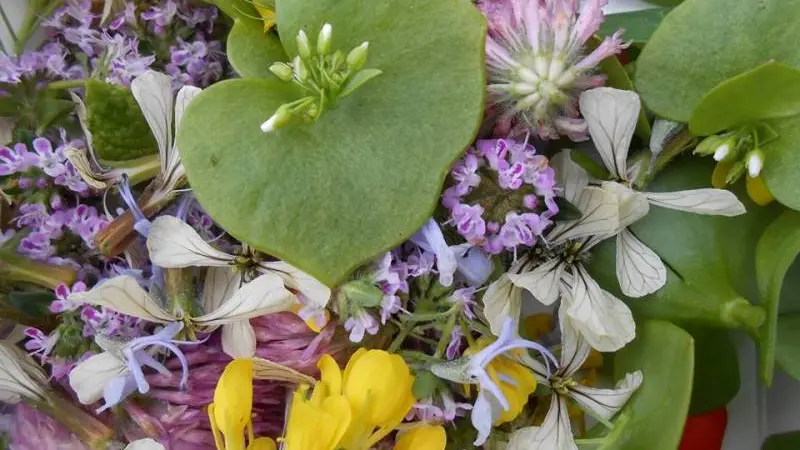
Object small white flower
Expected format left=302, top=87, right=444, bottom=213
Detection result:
left=507, top=307, right=642, bottom=450
left=579, top=87, right=746, bottom=298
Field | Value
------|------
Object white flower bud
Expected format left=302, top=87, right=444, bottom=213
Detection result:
left=317, top=23, right=333, bottom=55
left=713, top=143, right=731, bottom=161
left=747, top=149, right=765, bottom=177
left=260, top=104, right=292, bottom=133
left=346, top=41, right=369, bottom=70
left=269, top=62, right=293, bottom=82
left=296, top=30, right=312, bottom=59
left=292, top=56, right=308, bottom=82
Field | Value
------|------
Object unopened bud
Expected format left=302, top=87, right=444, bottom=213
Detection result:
left=694, top=134, right=724, bottom=156
left=260, top=104, right=292, bottom=133
left=725, top=160, right=746, bottom=185
left=713, top=142, right=731, bottom=162
left=269, top=62, right=293, bottom=82
left=296, top=30, right=312, bottom=59
left=338, top=278, right=383, bottom=308
left=318, top=23, right=333, bottom=55
left=292, top=56, right=308, bottom=82
left=346, top=41, right=369, bottom=70
left=746, top=149, right=765, bottom=177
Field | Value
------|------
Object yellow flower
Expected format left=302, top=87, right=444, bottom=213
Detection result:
left=712, top=161, right=775, bottom=206
left=247, top=438, right=276, bottom=450
left=394, top=425, right=446, bottom=450
left=253, top=2, right=276, bottom=32
left=209, top=359, right=255, bottom=450
left=285, top=385, right=352, bottom=450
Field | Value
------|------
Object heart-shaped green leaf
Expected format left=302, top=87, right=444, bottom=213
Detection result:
left=595, top=320, right=694, bottom=450
left=635, top=0, right=800, bottom=122
left=587, top=157, right=780, bottom=332
left=178, top=0, right=486, bottom=286
left=683, top=326, right=739, bottom=415
left=762, top=115, right=800, bottom=211
left=755, top=209, right=800, bottom=385
left=689, top=62, right=800, bottom=136
left=599, top=7, right=673, bottom=45
left=85, top=80, right=156, bottom=161
left=227, top=20, right=287, bottom=78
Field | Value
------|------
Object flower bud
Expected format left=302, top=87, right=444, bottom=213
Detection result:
left=746, top=148, right=765, bottom=177
left=317, top=23, right=333, bottom=55
left=260, top=104, right=293, bottom=133
left=292, top=56, right=308, bottom=82
left=269, top=62, right=294, bottom=82
left=346, top=41, right=369, bottom=70
left=712, top=141, right=732, bottom=162
left=724, top=160, right=746, bottom=185
left=694, top=134, right=725, bottom=156
left=338, top=278, right=383, bottom=308
left=296, top=30, right=312, bottom=59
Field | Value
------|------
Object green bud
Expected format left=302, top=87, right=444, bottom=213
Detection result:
left=346, top=41, right=369, bottom=71
left=269, top=62, right=293, bottom=82
left=694, top=134, right=725, bottom=156
left=725, top=160, right=747, bottom=184
left=296, top=29, right=312, bottom=59
left=339, top=278, right=384, bottom=308
left=330, top=50, right=345, bottom=72
left=292, top=56, right=308, bottom=82
left=260, top=104, right=292, bottom=133
left=317, top=23, right=333, bottom=55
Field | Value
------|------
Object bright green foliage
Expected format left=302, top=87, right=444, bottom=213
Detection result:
left=85, top=80, right=157, bottom=161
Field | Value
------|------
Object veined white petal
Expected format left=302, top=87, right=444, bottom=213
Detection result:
left=472, top=389, right=503, bottom=446
left=600, top=181, right=649, bottom=230
left=69, top=276, right=174, bottom=323
left=508, top=257, right=564, bottom=306
left=548, top=186, right=620, bottom=246
left=221, top=321, right=257, bottom=358
left=557, top=302, right=591, bottom=376
left=579, top=87, right=641, bottom=180
left=482, top=274, right=522, bottom=336
left=551, top=150, right=588, bottom=204
left=174, top=86, right=202, bottom=130
left=0, top=342, right=49, bottom=404
left=252, top=357, right=316, bottom=385
left=260, top=261, right=330, bottom=308
left=566, top=266, right=636, bottom=352
left=520, top=395, right=577, bottom=450
left=147, top=216, right=233, bottom=268
left=159, top=85, right=202, bottom=191
left=568, top=370, right=643, bottom=421
left=616, top=229, right=666, bottom=298
left=195, top=272, right=295, bottom=325
left=203, top=267, right=242, bottom=314
left=68, top=351, right=128, bottom=405
left=70, top=92, right=94, bottom=151
left=131, top=70, right=173, bottom=158
left=644, top=189, right=746, bottom=217
left=125, top=439, right=166, bottom=450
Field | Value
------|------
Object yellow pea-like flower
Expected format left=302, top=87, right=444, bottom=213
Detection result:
left=285, top=387, right=352, bottom=450
left=394, top=425, right=447, bottom=450
left=209, top=359, right=255, bottom=450
left=343, top=349, right=416, bottom=428
left=246, top=437, right=276, bottom=450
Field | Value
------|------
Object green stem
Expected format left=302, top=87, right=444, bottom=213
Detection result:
left=47, top=79, right=88, bottom=90
left=0, top=256, right=77, bottom=289
left=637, top=130, right=697, bottom=188
left=0, top=5, right=17, bottom=53
left=433, top=311, right=459, bottom=359
left=722, top=297, right=766, bottom=334
left=388, top=320, right=416, bottom=353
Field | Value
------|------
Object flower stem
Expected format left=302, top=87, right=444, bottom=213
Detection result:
left=637, top=129, right=697, bottom=187
left=47, top=79, right=88, bottom=90
left=0, top=255, right=77, bottom=289
left=433, top=311, right=459, bottom=359
left=388, top=320, right=416, bottom=353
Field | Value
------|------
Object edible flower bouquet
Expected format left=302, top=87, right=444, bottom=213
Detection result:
left=0, top=0, right=798, bottom=449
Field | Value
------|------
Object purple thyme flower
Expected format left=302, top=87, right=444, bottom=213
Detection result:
left=344, top=310, right=379, bottom=343
left=0, top=143, right=39, bottom=175
left=50, top=281, right=88, bottom=313
left=481, top=0, right=628, bottom=140
left=0, top=54, right=21, bottom=83
left=373, top=252, right=410, bottom=295
left=142, top=0, right=179, bottom=35
left=24, top=328, right=58, bottom=361
left=380, top=294, right=402, bottom=325
left=19, top=231, right=56, bottom=260
left=450, top=288, right=478, bottom=320
left=411, top=218, right=458, bottom=287
left=32, top=137, right=67, bottom=177
left=446, top=325, right=465, bottom=360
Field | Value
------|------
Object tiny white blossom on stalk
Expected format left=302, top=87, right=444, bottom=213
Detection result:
left=481, top=0, right=628, bottom=140
left=579, top=87, right=746, bottom=297
left=507, top=306, right=642, bottom=450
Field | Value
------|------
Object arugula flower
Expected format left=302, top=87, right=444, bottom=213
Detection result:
left=579, top=87, right=746, bottom=297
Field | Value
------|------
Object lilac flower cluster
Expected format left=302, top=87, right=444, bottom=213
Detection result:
left=1, top=136, right=90, bottom=195
left=0, top=43, right=84, bottom=84
left=443, top=138, right=558, bottom=254
left=40, top=0, right=224, bottom=87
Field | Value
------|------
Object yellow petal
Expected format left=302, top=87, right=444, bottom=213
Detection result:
left=343, top=350, right=415, bottom=427
left=211, top=359, right=254, bottom=450
left=523, top=313, right=554, bottom=341
left=286, top=390, right=352, bottom=450
left=489, top=357, right=536, bottom=425
left=394, top=425, right=446, bottom=450
left=746, top=175, right=776, bottom=206
left=253, top=4, right=276, bottom=32
left=711, top=161, right=734, bottom=189
left=246, top=437, right=276, bottom=450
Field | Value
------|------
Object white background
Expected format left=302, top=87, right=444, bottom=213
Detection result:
left=2, top=0, right=798, bottom=448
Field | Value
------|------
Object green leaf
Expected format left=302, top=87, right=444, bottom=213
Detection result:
left=762, top=115, right=800, bottom=211
left=763, top=431, right=800, bottom=450
left=340, top=69, right=383, bottom=98
left=755, top=209, right=800, bottom=385
left=683, top=326, right=739, bottom=414
left=178, top=0, right=486, bottom=286
left=8, top=291, right=55, bottom=318
left=227, top=20, right=287, bottom=78
left=412, top=369, right=438, bottom=399
left=205, top=0, right=261, bottom=26
left=689, top=62, right=800, bottom=136
left=587, top=157, right=780, bottom=333
left=645, top=0, right=684, bottom=5
left=775, top=314, right=800, bottom=381
left=85, top=79, right=157, bottom=161
left=635, top=0, right=800, bottom=122
left=598, top=320, right=694, bottom=450
left=600, top=7, right=673, bottom=44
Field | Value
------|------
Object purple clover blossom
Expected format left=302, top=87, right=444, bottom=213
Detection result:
left=443, top=139, right=558, bottom=254
left=50, top=281, right=88, bottom=313
left=0, top=143, right=39, bottom=176
left=480, top=0, right=627, bottom=140
left=32, top=137, right=67, bottom=177
left=344, top=310, right=379, bottom=343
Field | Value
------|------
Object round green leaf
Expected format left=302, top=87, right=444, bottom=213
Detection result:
left=178, top=0, right=486, bottom=286
left=683, top=326, right=739, bottom=415
left=599, top=7, right=673, bottom=45
left=227, top=20, right=287, bottom=78
left=776, top=314, right=800, bottom=382
left=636, top=0, right=800, bottom=122
left=598, top=320, right=694, bottom=450
left=762, top=115, right=800, bottom=210
left=587, top=157, right=780, bottom=332
left=689, top=62, right=800, bottom=136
